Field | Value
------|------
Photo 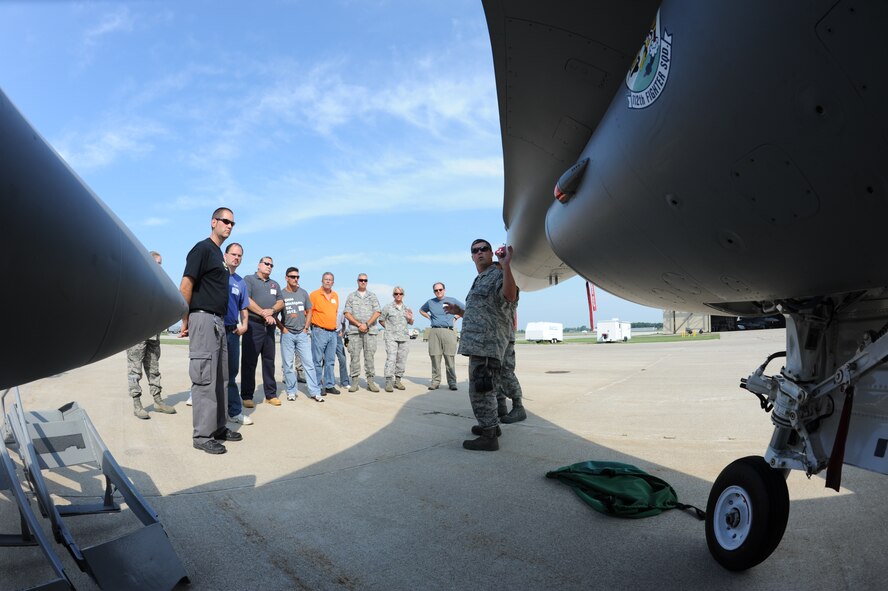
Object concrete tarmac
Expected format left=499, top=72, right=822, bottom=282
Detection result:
left=2, top=329, right=884, bottom=590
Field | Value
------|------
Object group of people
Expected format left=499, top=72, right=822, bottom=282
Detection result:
left=125, top=207, right=525, bottom=455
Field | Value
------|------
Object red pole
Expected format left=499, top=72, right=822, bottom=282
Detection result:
left=586, top=281, right=596, bottom=332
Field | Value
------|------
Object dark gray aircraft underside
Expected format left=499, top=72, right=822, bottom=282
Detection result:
left=484, top=0, right=888, bottom=316
left=0, top=89, right=186, bottom=389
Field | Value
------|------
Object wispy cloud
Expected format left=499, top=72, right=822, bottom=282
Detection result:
left=54, top=119, right=166, bottom=169
left=144, top=217, right=170, bottom=226
left=84, top=7, right=135, bottom=46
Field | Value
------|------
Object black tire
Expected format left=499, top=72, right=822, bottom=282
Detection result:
left=705, top=456, right=789, bottom=571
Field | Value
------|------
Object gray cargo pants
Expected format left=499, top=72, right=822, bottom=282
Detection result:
left=188, top=311, right=228, bottom=445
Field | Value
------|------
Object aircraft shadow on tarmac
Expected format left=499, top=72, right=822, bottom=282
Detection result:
left=4, top=372, right=888, bottom=590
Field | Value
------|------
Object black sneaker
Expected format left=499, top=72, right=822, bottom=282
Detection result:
left=194, top=440, right=227, bottom=454
left=325, top=387, right=341, bottom=395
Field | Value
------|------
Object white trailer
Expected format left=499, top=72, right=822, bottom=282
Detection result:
left=525, top=322, right=564, bottom=343
left=597, top=319, right=632, bottom=342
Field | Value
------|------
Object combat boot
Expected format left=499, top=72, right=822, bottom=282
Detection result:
left=367, top=380, right=380, bottom=392
left=393, top=378, right=406, bottom=390
left=152, top=394, right=177, bottom=414
left=385, top=379, right=394, bottom=392
left=497, top=399, right=509, bottom=418
left=462, top=427, right=499, bottom=451
left=133, top=397, right=150, bottom=420
left=500, top=399, right=526, bottom=424
left=471, top=424, right=502, bottom=437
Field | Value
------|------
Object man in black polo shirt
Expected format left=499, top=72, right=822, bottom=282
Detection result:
left=180, top=207, right=244, bottom=454
left=241, top=256, right=284, bottom=407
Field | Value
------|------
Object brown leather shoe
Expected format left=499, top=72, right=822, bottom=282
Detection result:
left=266, top=397, right=281, bottom=406
left=243, top=399, right=255, bottom=409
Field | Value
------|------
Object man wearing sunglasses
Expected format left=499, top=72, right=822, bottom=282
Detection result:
left=242, top=257, right=284, bottom=407
left=344, top=274, right=382, bottom=392
left=180, top=207, right=242, bottom=454
left=419, top=283, right=463, bottom=391
left=444, top=239, right=518, bottom=452
left=276, top=267, right=324, bottom=402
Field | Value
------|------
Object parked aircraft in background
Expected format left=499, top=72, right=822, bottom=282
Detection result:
left=484, top=0, right=888, bottom=570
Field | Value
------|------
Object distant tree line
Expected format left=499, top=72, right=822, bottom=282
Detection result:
left=631, top=322, right=663, bottom=329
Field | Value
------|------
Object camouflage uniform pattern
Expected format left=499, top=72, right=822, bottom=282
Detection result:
left=127, top=335, right=162, bottom=398
left=496, top=339, right=522, bottom=403
left=459, top=265, right=518, bottom=426
left=380, top=302, right=411, bottom=379
left=345, top=291, right=381, bottom=379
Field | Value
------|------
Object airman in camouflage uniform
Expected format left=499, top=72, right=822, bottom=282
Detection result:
left=451, top=239, right=519, bottom=451
left=379, top=286, right=414, bottom=391
left=128, top=251, right=176, bottom=419
left=496, top=337, right=525, bottom=423
left=344, top=273, right=382, bottom=392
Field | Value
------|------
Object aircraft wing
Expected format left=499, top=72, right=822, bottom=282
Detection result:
left=483, top=0, right=660, bottom=291
left=0, top=89, right=186, bottom=389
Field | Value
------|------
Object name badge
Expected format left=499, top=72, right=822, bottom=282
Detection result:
left=231, top=287, right=240, bottom=296
left=270, top=289, right=277, bottom=295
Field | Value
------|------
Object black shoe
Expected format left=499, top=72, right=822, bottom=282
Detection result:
left=194, top=440, right=227, bottom=454
left=214, top=428, right=243, bottom=442
left=471, top=424, right=502, bottom=436
left=325, top=387, right=341, bottom=395
left=500, top=404, right=527, bottom=424
left=462, top=427, right=500, bottom=451
left=297, top=373, right=307, bottom=383
left=449, top=384, right=458, bottom=391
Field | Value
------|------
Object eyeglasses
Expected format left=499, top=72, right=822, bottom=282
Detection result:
left=393, top=292, right=404, bottom=296
left=358, top=279, right=368, bottom=283
left=215, top=217, right=235, bottom=227
left=433, top=288, right=444, bottom=293
left=471, top=245, right=490, bottom=254
left=262, top=261, right=273, bottom=267
left=287, top=274, right=299, bottom=279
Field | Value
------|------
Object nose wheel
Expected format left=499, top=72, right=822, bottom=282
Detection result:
left=705, top=456, right=789, bottom=570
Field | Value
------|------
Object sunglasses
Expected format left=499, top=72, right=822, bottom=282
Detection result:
left=393, top=292, right=404, bottom=296
left=434, top=289, right=444, bottom=292
left=358, top=279, right=368, bottom=282
left=471, top=245, right=490, bottom=254
left=287, top=274, right=299, bottom=279
left=262, top=261, right=273, bottom=267
left=215, top=217, right=235, bottom=227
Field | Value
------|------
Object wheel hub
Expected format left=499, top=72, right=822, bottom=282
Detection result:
left=713, top=485, right=752, bottom=550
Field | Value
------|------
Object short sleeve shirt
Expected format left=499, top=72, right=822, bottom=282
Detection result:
left=344, top=291, right=382, bottom=335
left=225, top=272, right=248, bottom=326
left=457, top=265, right=518, bottom=360
left=420, top=297, right=463, bottom=327
left=244, top=273, right=283, bottom=320
left=280, top=287, right=312, bottom=332
left=380, top=302, right=411, bottom=341
left=183, top=238, right=228, bottom=315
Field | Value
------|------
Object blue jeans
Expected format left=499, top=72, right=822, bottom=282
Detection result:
left=226, top=328, right=242, bottom=417
left=336, top=333, right=350, bottom=386
left=311, top=326, right=337, bottom=388
left=281, top=330, right=321, bottom=396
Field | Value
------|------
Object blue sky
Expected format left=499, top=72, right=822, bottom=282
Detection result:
left=1, top=0, right=662, bottom=327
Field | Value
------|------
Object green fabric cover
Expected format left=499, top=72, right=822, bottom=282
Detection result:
left=546, top=460, right=680, bottom=519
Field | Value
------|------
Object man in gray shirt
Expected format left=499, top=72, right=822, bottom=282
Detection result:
left=276, top=267, right=324, bottom=402
left=242, top=256, right=284, bottom=407
left=344, top=273, right=381, bottom=392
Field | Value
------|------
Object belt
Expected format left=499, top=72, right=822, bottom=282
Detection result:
left=191, top=309, right=222, bottom=317
left=431, top=326, right=452, bottom=330
left=312, top=325, right=337, bottom=332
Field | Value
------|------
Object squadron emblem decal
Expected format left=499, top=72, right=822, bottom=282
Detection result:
left=626, top=10, right=673, bottom=110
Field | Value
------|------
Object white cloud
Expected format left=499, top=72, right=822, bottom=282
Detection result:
left=144, top=217, right=169, bottom=226
left=84, top=8, right=135, bottom=46
left=54, top=119, right=166, bottom=169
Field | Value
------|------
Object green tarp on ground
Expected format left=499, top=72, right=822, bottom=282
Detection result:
left=546, top=460, right=704, bottom=519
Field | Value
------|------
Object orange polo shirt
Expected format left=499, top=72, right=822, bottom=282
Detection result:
left=309, top=288, right=339, bottom=330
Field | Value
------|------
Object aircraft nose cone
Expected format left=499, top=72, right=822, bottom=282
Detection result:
left=0, top=88, right=186, bottom=389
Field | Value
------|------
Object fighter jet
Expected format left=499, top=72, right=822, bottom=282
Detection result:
left=483, top=0, right=888, bottom=570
